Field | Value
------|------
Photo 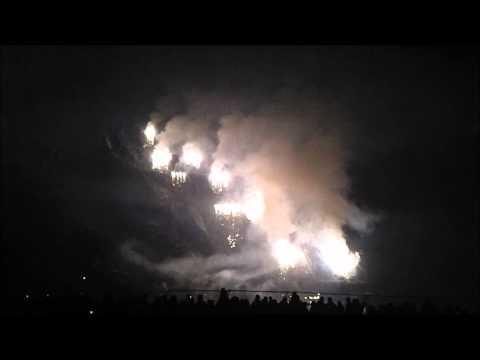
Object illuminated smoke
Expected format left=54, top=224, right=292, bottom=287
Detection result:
left=313, top=228, right=360, bottom=279
left=213, top=190, right=265, bottom=223
left=240, top=189, right=265, bottom=223
left=214, top=202, right=243, bottom=217
left=208, top=164, right=231, bottom=193
left=151, top=144, right=172, bottom=171
left=144, top=122, right=156, bottom=145
left=211, top=97, right=369, bottom=279
left=124, top=90, right=376, bottom=289
left=271, top=239, right=307, bottom=271
left=180, top=143, right=203, bottom=169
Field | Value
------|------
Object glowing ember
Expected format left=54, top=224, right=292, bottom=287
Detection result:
left=272, top=239, right=307, bottom=270
left=151, top=144, right=172, bottom=171
left=171, top=171, right=187, bottom=186
left=316, top=228, right=360, bottom=279
left=181, top=143, right=203, bottom=169
left=214, top=202, right=243, bottom=217
left=208, top=164, right=231, bottom=193
left=144, top=122, right=156, bottom=145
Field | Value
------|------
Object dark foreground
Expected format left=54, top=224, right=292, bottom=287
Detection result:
left=6, top=288, right=478, bottom=319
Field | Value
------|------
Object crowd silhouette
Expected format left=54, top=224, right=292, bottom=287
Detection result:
left=9, top=288, right=475, bottom=318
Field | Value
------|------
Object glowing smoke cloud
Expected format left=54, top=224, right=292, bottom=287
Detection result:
left=181, top=143, right=203, bottom=169
left=208, top=164, right=231, bottom=193
left=240, top=189, right=265, bottom=223
left=313, top=228, right=360, bottom=279
left=211, top=103, right=369, bottom=277
left=144, top=122, right=156, bottom=145
left=151, top=144, right=172, bottom=171
left=125, top=91, right=376, bottom=288
left=213, top=190, right=265, bottom=223
left=272, top=239, right=307, bottom=271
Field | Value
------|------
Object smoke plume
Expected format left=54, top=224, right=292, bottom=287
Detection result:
left=123, top=88, right=376, bottom=289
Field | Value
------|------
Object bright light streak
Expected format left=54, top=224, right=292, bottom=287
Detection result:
left=208, top=164, right=231, bottom=193
left=151, top=144, right=172, bottom=171
left=241, top=190, right=265, bottom=223
left=144, top=122, right=156, bottom=145
left=214, top=202, right=243, bottom=217
left=316, top=228, right=360, bottom=279
left=171, top=171, right=187, bottom=186
left=181, top=143, right=203, bottom=169
left=272, top=239, right=307, bottom=270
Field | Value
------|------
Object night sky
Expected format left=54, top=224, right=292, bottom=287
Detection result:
left=3, top=46, right=477, bottom=304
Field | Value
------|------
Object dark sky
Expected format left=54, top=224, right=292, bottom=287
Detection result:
left=3, top=46, right=478, bottom=302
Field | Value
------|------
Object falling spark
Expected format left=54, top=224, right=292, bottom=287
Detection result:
left=151, top=144, right=172, bottom=171
left=181, top=143, right=203, bottom=169
left=171, top=171, right=187, bottom=186
left=227, top=234, right=238, bottom=248
left=144, top=122, right=156, bottom=145
left=214, top=202, right=246, bottom=248
left=272, top=239, right=307, bottom=271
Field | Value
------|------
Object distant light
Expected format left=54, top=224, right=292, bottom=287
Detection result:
left=82, top=275, right=87, bottom=280
left=89, top=310, right=94, bottom=315
left=25, top=294, right=30, bottom=299
left=46, top=293, right=50, bottom=297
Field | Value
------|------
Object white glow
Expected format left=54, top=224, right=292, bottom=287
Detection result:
left=214, top=202, right=243, bottom=217
left=181, top=143, right=203, bottom=169
left=316, top=228, right=360, bottom=279
left=208, top=164, right=231, bottom=193
left=272, top=239, right=307, bottom=270
left=171, top=171, right=187, bottom=186
left=144, top=122, right=156, bottom=145
left=241, top=190, right=265, bottom=223
left=151, top=144, right=172, bottom=171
